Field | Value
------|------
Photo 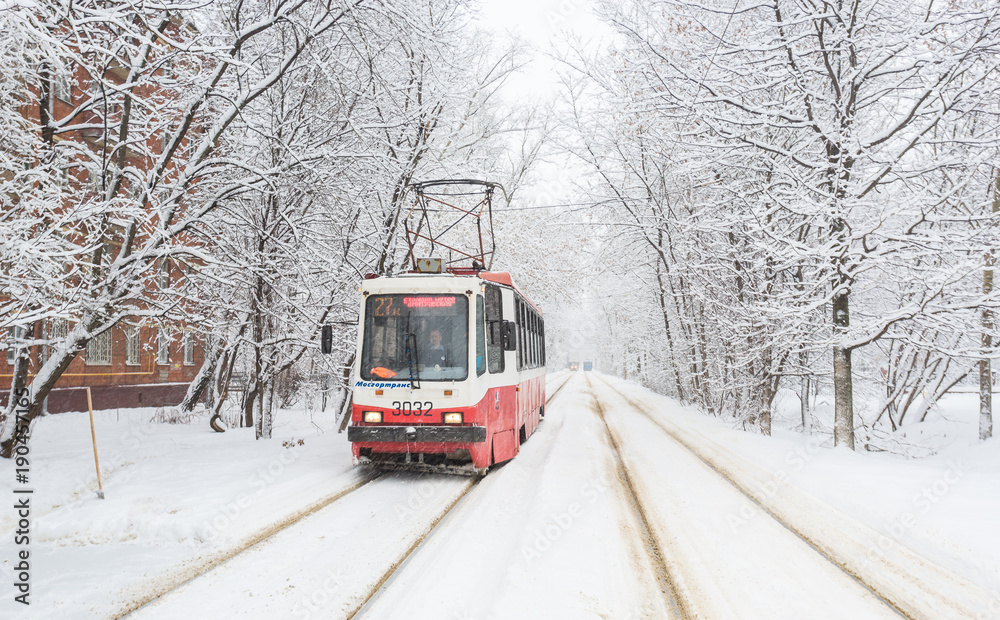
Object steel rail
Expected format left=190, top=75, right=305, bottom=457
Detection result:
left=585, top=374, right=691, bottom=620
left=591, top=374, right=922, bottom=620
left=114, top=471, right=382, bottom=619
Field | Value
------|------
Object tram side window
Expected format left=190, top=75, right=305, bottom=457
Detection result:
left=533, top=314, right=542, bottom=368
left=533, top=314, right=539, bottom=368
left=523, top=303, right=530, bottom=369
left=485, top=285, right=504, bottom=374
left=517, top=300, right=525, bottom=371
left=540, top=318, right=545, bottom=365
left=515, top=300, right=521, bottom=370
left=527, top=311, right=534, bottom=368
left=476, top=295, right=486, bottom=376
left=532, top=311, right=539, bottom=368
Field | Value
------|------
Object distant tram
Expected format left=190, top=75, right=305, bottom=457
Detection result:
left=339, top=265, right=545, bottom=475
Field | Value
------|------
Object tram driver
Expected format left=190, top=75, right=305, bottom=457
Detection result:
left=424, top=328, right=451, bottom=368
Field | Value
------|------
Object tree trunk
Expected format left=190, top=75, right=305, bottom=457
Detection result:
left=654, top=256, right=686, bottom=400
left=1, top=322, right=92, bottom=458
left=760, top=394, right=772, bottom=436
left=832, top=282, right=855, bottom=448
left=179, top=337, right=223, bottom=413
left=3, top=323, right=35, bottom=424
left=981, top=171, right=999, bottom=441
left=833, top=346, right=855, bottom=449
left=800, top=374, right=810, bottom=432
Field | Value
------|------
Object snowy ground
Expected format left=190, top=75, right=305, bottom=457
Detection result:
left=1, top=371, right=998, bottom=619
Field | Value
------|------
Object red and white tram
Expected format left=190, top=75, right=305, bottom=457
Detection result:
left=344, top=266, right=545, bottom=475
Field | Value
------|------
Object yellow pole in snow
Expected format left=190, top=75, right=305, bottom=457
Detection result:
left=86, top=388, right=105, bottom=499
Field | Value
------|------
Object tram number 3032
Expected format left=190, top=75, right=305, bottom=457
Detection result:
left=390, top=401, right=434, bottom=417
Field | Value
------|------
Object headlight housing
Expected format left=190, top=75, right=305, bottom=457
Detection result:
left=442, top=412, right=463, bottom=424
left=363, top=411, right=383, bottom=424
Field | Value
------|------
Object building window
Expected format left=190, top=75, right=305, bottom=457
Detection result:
left=86, top=329, right=111, bottom=365
left=46, top=318, right=68, bottom=362
left=126, top=325, right=140, bottom=366
left=53, top=70, right=71, bottom=102
left=88, top=169, right=102, bottom=195
left=6, top=326, right=24, bottom=365
left=183, top=332, right=194, bottom=365
left=88, top=74, right=102, bottom=99
left=50, top=318, right=68, bottom=340
left=129, top=181, right=144, bottom=205
left=157, top=328, right=170, bottom=364
left=158, top=258, right=170, bottom=289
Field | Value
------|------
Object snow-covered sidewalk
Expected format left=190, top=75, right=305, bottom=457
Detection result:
left=0, top=402, right=365, bottom=619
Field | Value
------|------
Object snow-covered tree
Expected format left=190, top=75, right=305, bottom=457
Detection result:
left=563, top=0, right=1000, bottom=445
left=0, top=0, right=362, bottom=457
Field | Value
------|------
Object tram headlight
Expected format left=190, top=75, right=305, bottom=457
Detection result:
left=363, top=411, right=383, bottom=424
left=442, top=412, right=464, bottom=425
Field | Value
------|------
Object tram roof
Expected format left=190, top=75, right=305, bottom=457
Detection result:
left=362, top=271, right=541, bottom=314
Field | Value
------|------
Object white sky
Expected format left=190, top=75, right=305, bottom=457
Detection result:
left=478, top=0, right=608, bottom=103
left=471, top=0, right=613, bottom=212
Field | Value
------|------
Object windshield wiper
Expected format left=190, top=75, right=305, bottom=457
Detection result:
left=404, top=315, right=421, bottom=390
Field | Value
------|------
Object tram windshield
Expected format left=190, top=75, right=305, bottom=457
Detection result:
left=361, top=294, right=469, bottom=382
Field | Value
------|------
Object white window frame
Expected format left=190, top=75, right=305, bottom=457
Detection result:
left=125, top=325, right=140, bottom=366
left=53, top=70, right=71, bottom=102
left=183, top=332, right=194, bottom=365
left=46, top=318, right=68, bottom=363
left=158, top=258, right=170, bottom=289
left=88, top=168, right=102, bottom=195
left=86, top=329, right=112, bottom=365
left=157, top=328, right=170, bottom=365
left=7, top=326, right=24, bottom=365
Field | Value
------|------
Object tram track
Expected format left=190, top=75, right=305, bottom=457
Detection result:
left=115, top=471, right=383, bottom=619
left=543, top=371, right=573, bottom=408
left=119, top=373, right=575, bottom=619
left=590, top=373, right=991, bottom=620
left=585, top=375, right=691, bottom=620
left=349, top=371, right=575, bottom=618
left=345, top=476, right=481, bottom=619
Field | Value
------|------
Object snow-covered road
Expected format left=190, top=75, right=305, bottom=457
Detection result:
left=2, top=371, right=997, bottom=619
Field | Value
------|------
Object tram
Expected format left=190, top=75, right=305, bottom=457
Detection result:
left=339, top=263, right=545, bottom=475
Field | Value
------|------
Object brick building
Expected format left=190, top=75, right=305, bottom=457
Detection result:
left=1, top=14, right=206, bottom=413
left=3, top=321, right=204, bottom=413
